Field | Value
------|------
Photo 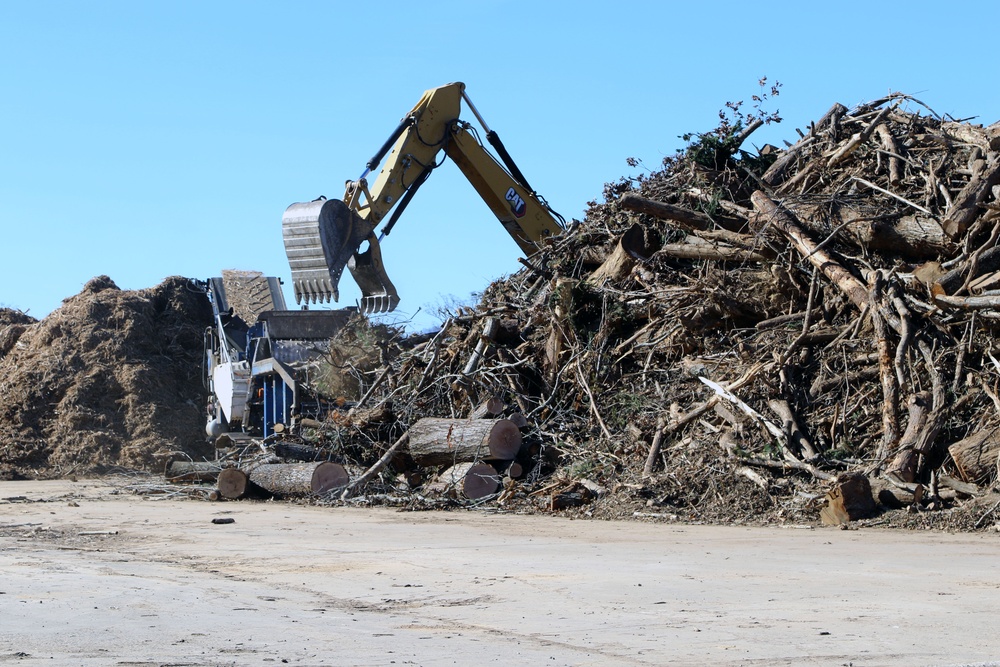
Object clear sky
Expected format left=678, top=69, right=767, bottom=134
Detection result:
left=3, top=1, right=998, bottom=332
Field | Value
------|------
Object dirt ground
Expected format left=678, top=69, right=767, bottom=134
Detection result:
left=2, top=480, right=1000, bottom=667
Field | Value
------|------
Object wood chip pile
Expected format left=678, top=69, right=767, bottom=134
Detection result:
left=0, top=276, right=214, bottom=479
left=300, top=93, right=1000, bottom=527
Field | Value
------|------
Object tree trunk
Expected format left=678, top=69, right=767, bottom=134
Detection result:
left=751, top=191, right=872, bottom=312
left=619, top=193, right=744, bottom=232
left=948, top=430, right=1000, bottom=484
left=248, top=461, right=349, bottom=497
left=164, top=459, right=223, bottom=483
left=408, top=418, right=521, bottom=467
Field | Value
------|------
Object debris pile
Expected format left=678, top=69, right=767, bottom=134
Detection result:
left=283, top=92, right=1000, bottom=528
left=8, top=90, right=1000, bottom=529
left=0, top=276, right=214, bottom=479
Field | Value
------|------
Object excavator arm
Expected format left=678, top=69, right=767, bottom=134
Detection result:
left=281, top=82, right=564, bottom=313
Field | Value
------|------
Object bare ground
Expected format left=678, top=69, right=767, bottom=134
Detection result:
left=2, top=479, right=1000, bottom=667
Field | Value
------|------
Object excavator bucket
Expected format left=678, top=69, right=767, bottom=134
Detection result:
left=281, top=198, right=377, bottom=305
left=348, top=233, right=400, bottom=314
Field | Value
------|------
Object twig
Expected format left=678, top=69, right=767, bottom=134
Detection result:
left=575, top=363, right=614, bottom=441
left=852, top=176, right=935, bottom=217
left=340, top=431, right=410, bottom=500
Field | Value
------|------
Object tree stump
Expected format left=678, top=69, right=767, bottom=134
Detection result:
left=820, top=472, right=877, bottom=525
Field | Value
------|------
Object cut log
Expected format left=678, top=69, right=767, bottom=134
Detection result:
left=431, top=462, right=501, bottom=499
left=947, top=429, right=1000, bottom=484
left=508, top=412, right=528, bottom=430
left=469, top=396, right=505, bottom=419
left=942, top=156, right=1000, bottom=238
left=248, top=461, right=349, bottom=497
left=463, top=463, right=501, bottom=499
left=885, top=391, right=930, bottom=482
left=165, top=459, right=223, bottom=483
left=654, top=242, right=771, bottom=263
left=407, top=418, right=522, bottom=467
left=820, top=472, right=877, bottom=525
left=870, top=477, right=923, bottom=509
left=216, top=468, right=256, bottom=500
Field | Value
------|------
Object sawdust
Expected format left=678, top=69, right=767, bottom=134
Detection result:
left=0, top=276, right=214, bottom=479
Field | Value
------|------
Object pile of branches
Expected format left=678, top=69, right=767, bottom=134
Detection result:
left=306, top=93, right=1000, bottom=526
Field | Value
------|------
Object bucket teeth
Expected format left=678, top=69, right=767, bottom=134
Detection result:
left=282, top=198, right=377, bottom=306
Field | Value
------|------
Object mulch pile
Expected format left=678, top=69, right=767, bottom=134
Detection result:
left=0, top=276, right=213, bottom=479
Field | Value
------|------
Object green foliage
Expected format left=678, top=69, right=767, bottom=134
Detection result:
left=605, top=391, right=649, bottom=430
left=667, top=77, right=783, bottom=175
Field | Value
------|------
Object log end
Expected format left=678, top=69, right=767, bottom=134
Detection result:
left=488, top=419, right=522, bottom=460
left=217, top=468, right=249, bottom=500
left=312, top=462, right=350, bottom=494
left=463, top=463, right=500, bottom=500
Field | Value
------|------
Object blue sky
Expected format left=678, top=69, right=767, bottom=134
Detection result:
left=2, top=1, right=998, bottom=331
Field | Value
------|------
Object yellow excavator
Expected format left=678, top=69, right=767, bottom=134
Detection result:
left=281, top=82, right=566, bottom=314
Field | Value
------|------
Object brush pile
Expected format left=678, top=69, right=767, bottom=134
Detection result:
left=315, top=92, right=1000, bottom=528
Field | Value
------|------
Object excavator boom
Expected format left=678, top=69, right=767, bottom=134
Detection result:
left=282, top=82, right=564, bottom=312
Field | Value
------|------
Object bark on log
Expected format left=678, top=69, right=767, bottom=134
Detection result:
left=751, top=191, right=871, bottom=312
left=768, top=399, right=818, bottom=459
left=460, top=317, right=499, bottom=380
left=248, top=461, right=349, bottom=497
left=620, top=193, right=744, bottom=233
left=942, top=156, right=1000, bottom=238
left=654, top=242, right=772, bottom=264
left=948, top=429, right=1000, bottom=484
left=934, top=246, right=1000, bottom=295
left=165, top=460, right=223, bottom=483
left=885, top=392, right=930, bottom=482
left=934, top=293, right=1000, bottom=310
left=820, top=472, right=877, bottom=525
left=407, top=418, right=522, bottom=467
left=432, top=462, right=501, bottom=499
left=941, top=121, right=1000, bottom=152
left=875, top=124, right=904, bottom=186
left=274, top=441, right=331, bottom=462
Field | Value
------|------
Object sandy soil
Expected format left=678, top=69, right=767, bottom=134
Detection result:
left=2, top=479, right=1000, bottom=667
